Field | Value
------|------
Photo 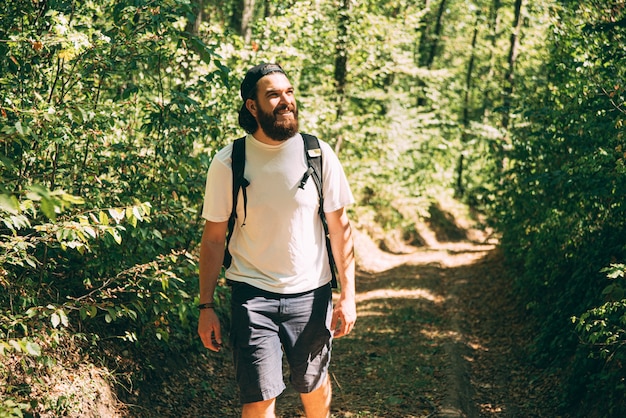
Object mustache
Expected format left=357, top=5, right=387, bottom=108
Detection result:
left=274, top=104, right=295, bottom=114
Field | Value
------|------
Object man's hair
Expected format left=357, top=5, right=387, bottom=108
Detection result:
left=237, top=63, right=286, bottom=133
left=238, top=100, right=258, bottom=134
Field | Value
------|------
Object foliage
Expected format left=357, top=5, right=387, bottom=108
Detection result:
left=5, top=0, right=621, bottom=415
left=572, top=263, right=626, bottom=415
left=575, top=264, right=626, bottom=361
left=495, top=1, right=626, bottom=414
left=0, top=0, right=232, bottom=414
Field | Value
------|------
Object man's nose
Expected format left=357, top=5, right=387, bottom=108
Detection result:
left=279, top=91, right=291, bottom=103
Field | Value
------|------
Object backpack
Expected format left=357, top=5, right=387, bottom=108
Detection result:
left=223, top=133, right=338, bottom=288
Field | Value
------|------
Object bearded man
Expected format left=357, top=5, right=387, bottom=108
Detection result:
left=197, top=63, right=356, bottom=418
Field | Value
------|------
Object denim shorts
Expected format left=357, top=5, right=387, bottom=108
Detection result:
left=229, top=281, right=333, bottom=404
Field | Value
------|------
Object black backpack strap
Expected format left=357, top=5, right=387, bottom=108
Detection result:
left=301, top=133, right=338, bottom=289
left=224, top=136, right=249, bottom=269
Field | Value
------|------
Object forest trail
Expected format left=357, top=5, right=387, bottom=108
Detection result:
left=130, top=215, right=559, bottom=417
left=270, top=224, right=558, bottom=417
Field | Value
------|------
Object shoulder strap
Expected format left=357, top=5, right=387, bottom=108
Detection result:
left=224, top=133, right=338, bottom=289
left=301, top=134, right=338, bottom=289
left=224, top=136, right=248, bottom=269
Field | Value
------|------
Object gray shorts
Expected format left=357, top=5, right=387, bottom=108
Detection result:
left=229, top=281, right=333, bottom=404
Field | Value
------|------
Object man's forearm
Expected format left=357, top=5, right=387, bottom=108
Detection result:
left=198, top=221, right=228, bottom=304
left=199, top=242, right=224, bottom=303
left=327, top=209, right=356, bottom=299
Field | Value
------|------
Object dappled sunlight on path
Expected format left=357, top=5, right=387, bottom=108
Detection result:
left=353, top=228, right=495, bottom=273
left=276, top=227, right=500, bottom=418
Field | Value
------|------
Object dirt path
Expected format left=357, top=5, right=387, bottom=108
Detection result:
left=267, top=228, right=539, bottom=418
left=128, top=226, right=560, bottom=417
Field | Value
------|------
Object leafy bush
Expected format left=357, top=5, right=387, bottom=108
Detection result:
left=572, top=264, right=626, bottom=415
left=0, top=0, right=233, bottom=414
left=494, top=2, right=626, bottom=415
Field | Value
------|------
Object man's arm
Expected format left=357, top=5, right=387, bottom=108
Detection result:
left=326, top=207, right=357, bottom=338
left=197, top=220, right=228, bottom=352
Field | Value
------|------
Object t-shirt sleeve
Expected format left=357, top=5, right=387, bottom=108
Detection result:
left=320, top=141, right=355, bottom=213
left=201, top=146, right=233, bottom=222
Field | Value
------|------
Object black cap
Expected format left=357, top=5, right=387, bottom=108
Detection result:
left=240, top=63, right=286, bottom=101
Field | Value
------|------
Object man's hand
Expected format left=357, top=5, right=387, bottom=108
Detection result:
left=331, top=296, right=357, bottom=338
left=198, top=308, right=222, bottom=352
left=326, top=207, right=357, bottom=338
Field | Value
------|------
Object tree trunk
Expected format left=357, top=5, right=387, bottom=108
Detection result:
left=427, top=0, right=447, bottom=69
left=455, top=9, right=481, bottom=197
left=502, top=0, right=523, bottom=133
left=416, top=0, right=432, bottom=69
left=185, top=0, right=204, bottom=37
left=481, top=0, right=501, bottom=120
left=183, top=0, right=205, bottom=77
left=416, top=0, right=447, bottom=106
left=263, top=0, right=271, bottom=18
left=241, top=0, right=255, bottom=44
left=333, top=0, right=350, bottom=155
left=230, top=0, right=243, bottom=35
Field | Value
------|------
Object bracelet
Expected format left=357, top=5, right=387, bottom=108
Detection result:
left=198, top=302, right=215, bottom=310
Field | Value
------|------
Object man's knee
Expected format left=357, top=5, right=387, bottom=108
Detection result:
left=241, top=398, right=277, bottom=418
left=300, top=374, right=331, bottom=418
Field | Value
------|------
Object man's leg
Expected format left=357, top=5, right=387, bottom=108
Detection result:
left=300, top=374, right=331, bottom=418
left=231, top=284, right=285, bottom=416
left=281, top=285, right=333, bottom=418
left=242, top=398, right=277, bottom=418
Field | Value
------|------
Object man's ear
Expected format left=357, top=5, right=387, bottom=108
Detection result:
left=245, top=99, right=257, bottom=117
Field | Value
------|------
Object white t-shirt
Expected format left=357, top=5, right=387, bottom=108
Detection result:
left=202, top=133, right=354, bottom=294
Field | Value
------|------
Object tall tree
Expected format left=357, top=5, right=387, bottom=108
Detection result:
left=417, top=0, right=447, bottom=70
left=501, top=0, right=522, bottom=133
left=230, top=0, right=255, bottom=42
left=333, top=0, right=351, bottom=154
left=455, top=8, right=482, bottom=197
left=481, top=0, right=502, bottom=119
left=416, top=0, right=448, bottom=106
left=185, top=0, right=205, bottom=36
left=241, top=0, right=256, bottom=44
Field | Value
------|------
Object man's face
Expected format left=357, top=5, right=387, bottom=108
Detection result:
left=252, top=73, right=299, bottom=141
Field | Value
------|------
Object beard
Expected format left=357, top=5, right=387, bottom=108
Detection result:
left=257, top=103, right=299, bottom=141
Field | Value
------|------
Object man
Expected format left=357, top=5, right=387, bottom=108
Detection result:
left=197, top=63, right=357, bottom=418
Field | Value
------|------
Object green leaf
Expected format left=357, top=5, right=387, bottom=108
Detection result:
left=40, top=197, right=57, bottom=221
left=26, top=184, right=50, bottom=200
left=106, top=307, right=117, bottom=321
left=107, top=227, right=122, bottom=244
left=99, top=211, right=109, bottom=225
left=189, top=37, right=215, bottom=65
left=0, top=194, right=19, bottom=215
left=127, top=206, right=138, bottom=227
left=59, top=309, right=69, bottom=327
left=0, top=341, right=10, bottom=356
left=156, top=329, right=169, bottom=342
left=15, top=120, right=26, bottom=136
left=109, top=208, right=125, bottom=224
left=24, top=341, right=41, bottom=357
left=24, top=255, right=38, bottom=268
left=51, top=312, right=60, bottom=328
left=83, top=225, right=97, bottom=239
left=132, top=205, right=143, bottom=222
left=9, top=340, right=21, bottom=353
left=58, top=192, right=85, bottom=205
